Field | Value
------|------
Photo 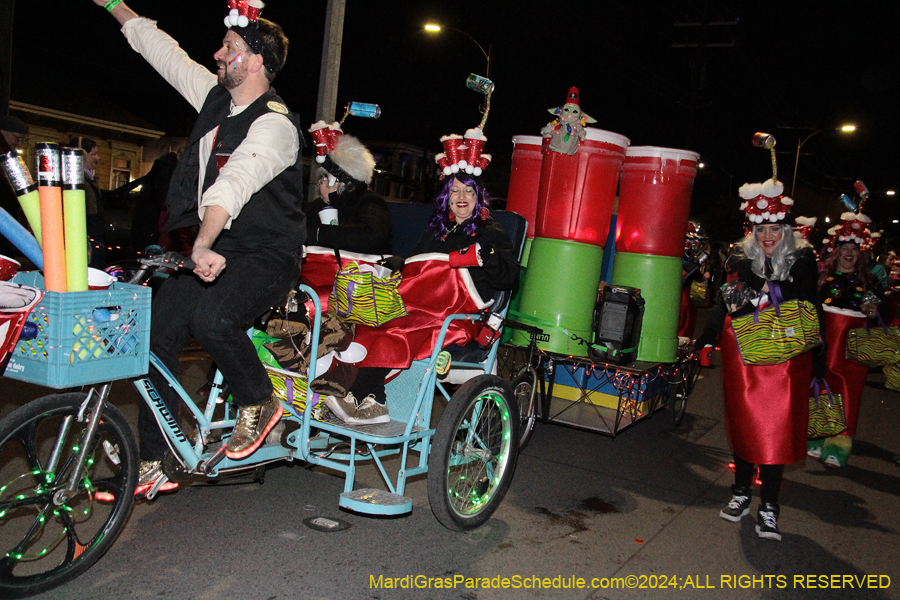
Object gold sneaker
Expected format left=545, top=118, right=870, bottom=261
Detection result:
left=346, top=395, right=390, bottom=425
left=225, top=395, right=282, bottom=459
left=134, top=460, right=178, bottom=496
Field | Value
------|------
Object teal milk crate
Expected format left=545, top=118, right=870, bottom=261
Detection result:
left=3, top=272, right=152, bottom=388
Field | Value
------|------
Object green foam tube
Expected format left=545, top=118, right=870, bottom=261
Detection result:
left=61, top=147, right=88, bottom=291
left=63, top=188, right=88, bottom=291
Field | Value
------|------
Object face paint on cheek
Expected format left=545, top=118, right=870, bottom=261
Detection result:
left=229, top=51, right=243, bottom=68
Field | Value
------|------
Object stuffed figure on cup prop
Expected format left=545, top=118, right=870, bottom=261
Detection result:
left=541, top=87, right=596, bottom=156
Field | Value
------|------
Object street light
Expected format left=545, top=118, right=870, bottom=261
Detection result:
left=698, top=162, right=733, bottom=196
left=790, top=124, right=856, bottom=198
left=424, top=23, right=492, bottom=78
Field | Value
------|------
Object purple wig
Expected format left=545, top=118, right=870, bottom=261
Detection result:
left=425, top=173, right=492, bottom=239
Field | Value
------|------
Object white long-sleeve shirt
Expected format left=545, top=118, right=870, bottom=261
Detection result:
left=122, top=18, right=299, bottom=228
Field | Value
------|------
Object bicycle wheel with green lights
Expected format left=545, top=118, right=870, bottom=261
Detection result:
left=0, top=392, right=138, bottom=598
left=428, top=375, right=519, bottom=531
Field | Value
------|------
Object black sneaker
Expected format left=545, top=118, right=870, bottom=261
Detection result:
left=755, top=503, right=782, bottom=541
left=719, top=486, right=751, bottom=522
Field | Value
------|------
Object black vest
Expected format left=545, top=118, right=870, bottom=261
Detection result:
left=165, top=86, right=306, bottom=256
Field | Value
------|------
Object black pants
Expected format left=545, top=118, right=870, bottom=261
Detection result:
left=138, top=248, right=300, bottom=461
left=733, top=454, right=784, bottom=505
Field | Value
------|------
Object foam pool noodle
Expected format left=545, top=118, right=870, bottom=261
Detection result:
left=61, top=147, right=88, bottom=291
left=35, top=143, right=67, bottom=292
left=0, top=152, right=45, bottom=268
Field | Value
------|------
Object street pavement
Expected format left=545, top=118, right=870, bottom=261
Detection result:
left=2, top=311, right=899, bottom=600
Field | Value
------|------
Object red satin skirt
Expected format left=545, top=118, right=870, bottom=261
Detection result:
left=721, top=315, right=811, bottom=465
left=822, top=308, right=869, bottom=436
left=677, top=285, right=699, bottom=339
left=301, top=249, right=485, bottom=369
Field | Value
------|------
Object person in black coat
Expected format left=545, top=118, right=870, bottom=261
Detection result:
left=305, top=132, right=391, bottom=256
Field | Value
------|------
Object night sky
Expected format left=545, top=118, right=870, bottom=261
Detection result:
left=10, top=0, right=900, bottom=244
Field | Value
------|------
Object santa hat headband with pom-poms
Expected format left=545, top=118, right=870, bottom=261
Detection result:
left=435, top=128, right=492, bottom=178
left=822, top=212, right=873, bottom=253
left=793, top=216, right=817, bottom=240
left=739, top=179, right=794, bottom=223
left=223, top=1, right=282, bottom=74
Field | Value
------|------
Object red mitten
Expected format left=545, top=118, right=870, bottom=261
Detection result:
left=448, top=243, right=482, bottom=268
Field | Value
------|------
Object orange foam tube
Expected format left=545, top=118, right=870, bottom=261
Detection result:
left=38, top=185, right=67, bottom=292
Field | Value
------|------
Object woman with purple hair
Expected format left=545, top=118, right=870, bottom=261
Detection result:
left=323, top=174, right=519, bottom=425
left=407, top=174, right=519, bottom=298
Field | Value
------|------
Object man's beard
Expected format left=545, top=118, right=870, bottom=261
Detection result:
left=218, top=62, right=245, bottom=90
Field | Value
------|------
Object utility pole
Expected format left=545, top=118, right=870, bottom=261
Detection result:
left=0, top=0, right=14, bottom=115
left=309, top=0, right=345, bottom=204
left=315, top=0, right=345, bottom=123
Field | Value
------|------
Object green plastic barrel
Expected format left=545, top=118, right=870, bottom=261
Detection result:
left=611, top=251, right=681, bottom=362
left=509, top=237, right=603, bottom=357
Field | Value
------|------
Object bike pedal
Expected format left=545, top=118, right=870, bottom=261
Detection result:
left=435, top=351, right=451, bottom=375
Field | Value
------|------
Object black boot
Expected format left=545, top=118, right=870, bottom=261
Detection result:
left=719, top=485, right=751, bottom=522
left=755, top=502, right=781, bottom=541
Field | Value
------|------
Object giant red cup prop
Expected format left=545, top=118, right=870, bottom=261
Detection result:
left=533, top=128, right=630, bottom=247
left=615, top=146, right=700, bottom=256
left=505, top=135, right=547, bottom=238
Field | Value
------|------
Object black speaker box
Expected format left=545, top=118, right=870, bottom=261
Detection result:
left=588, top=285, right=645, bottom=365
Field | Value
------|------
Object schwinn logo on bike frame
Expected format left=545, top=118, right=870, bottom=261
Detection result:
left=138, top=378, right=188, bottom=443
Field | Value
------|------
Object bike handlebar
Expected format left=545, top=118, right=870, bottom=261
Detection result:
left=124, top=252, right=197, bottom=286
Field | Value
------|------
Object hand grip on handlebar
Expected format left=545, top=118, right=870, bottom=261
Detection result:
left=139, top=252, right=196, bottom=271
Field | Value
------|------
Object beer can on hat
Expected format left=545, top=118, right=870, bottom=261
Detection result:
left=35, top=142, right=62, bottom=186
left=61, top=147, right=85, bottom=190
left=346, top=102, right=381, bottom=119
left=466, top=73, right=495, bottom=95
left=751, top=132, right=776, bottom=149
left=853, top=180, right=870, bottom=199
left=0, top=151, right=37, bottom=196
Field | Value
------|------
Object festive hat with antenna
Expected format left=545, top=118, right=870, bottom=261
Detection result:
left=308, top=121, right=374, bottom=193
left=434, top=74, right=495, bottom=178
left=822, top=211, right=872, bottom=253
left=738, top=132, right=794, bottom=223
left=308, top=121, right=343, bottom=164
left=223, top=1, right=282, bottom=74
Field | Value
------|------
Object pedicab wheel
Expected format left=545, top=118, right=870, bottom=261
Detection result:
left=669, top=373, right=689, bottom=426
left=511, top=371, right=537, bottom=451
left=0, top=393, right=138, bottom=599
left=428, top=375, right=519, bottom=531
left=683, top=354, right=701, bottom=394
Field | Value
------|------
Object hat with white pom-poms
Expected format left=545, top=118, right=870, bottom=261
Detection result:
left=223, top=1, right=282, bottom=74
left=738, top=132, right=794, bottom=223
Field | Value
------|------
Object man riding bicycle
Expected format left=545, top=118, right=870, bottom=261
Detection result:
left=94, top=0, right=306, bottom=492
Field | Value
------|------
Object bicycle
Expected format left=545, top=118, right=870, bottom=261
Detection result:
left=0, top=251, right=520, bottom=598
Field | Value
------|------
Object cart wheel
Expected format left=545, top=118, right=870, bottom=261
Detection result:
left=0, top=393, right=138, bottom=599
left=683, top=355, right=701, bottom=394
left=428, top=375, right=519, bottom=531
left=670, top=375, right=689, bottom=426
left=511, top=371, right=537, bottom=450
